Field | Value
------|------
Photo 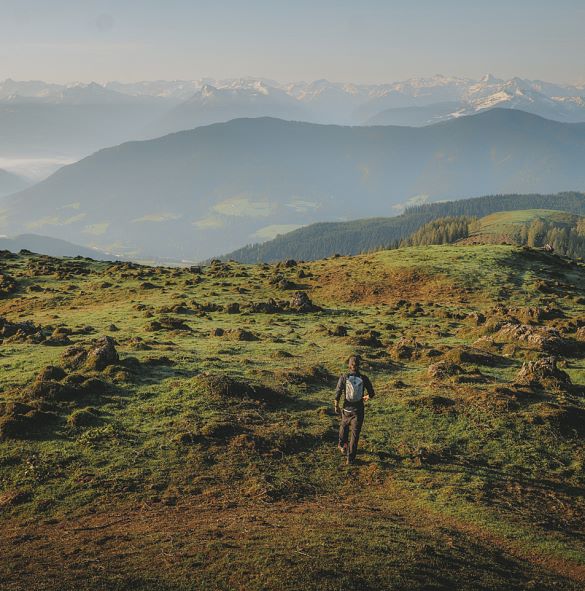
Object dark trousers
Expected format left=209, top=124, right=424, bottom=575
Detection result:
left=338, top=408, right=364, bottom=461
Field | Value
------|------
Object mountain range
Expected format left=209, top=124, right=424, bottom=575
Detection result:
left=2, top=74, right=585, bottom=161
left=2, top=109, right=585, bottom=261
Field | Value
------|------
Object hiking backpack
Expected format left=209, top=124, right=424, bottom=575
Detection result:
left=345, top=374, right=364, bottom=402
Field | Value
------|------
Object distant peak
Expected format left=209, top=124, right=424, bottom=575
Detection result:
left=480, top=73, right=498, bottom=84
left=200, top=84, right=218, bottom=96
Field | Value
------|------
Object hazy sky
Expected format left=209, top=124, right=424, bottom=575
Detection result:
left=1, top=0, right=584, bottom=84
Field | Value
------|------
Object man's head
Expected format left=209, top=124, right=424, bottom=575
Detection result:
left=348, top=354, right=361, bottom=373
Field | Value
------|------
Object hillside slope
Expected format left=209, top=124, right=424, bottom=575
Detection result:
left=0, top=168, right=28, bottom=198
left=2, top=109, right=585, bottom=260
left=0, top=244, right=584, bottom=590
left=221, top=192, right=585, bottom=262
left=0, top=234, right=118, bottom=260
left=399, top=209, right=585, bottom=259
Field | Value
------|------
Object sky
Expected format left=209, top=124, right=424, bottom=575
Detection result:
left=0, top=0, right=584, bottom=85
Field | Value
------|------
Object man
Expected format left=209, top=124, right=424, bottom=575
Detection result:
left=334, top=355, right=375, bottom=465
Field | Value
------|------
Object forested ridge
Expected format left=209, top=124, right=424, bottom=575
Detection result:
left=397, top=210, right=585, bottom=258
left=221, top=191, right=585, bottom=262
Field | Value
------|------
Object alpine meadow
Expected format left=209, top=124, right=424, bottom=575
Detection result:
left=1, top=3, right=585, bottom=591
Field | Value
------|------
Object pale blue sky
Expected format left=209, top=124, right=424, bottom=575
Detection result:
left=1, top=0, right=584, bottom=84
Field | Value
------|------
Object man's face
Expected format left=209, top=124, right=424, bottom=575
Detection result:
left=349, top=357, right=359, bottom=373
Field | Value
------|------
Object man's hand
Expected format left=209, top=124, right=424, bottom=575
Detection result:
left=363, top=394, right=370, bottom=402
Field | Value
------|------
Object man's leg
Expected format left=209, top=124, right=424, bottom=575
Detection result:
left=338, top=412, right=349, bottom=449
left=347, top=411, right=364, bottom=463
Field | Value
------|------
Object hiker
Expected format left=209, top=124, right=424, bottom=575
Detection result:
left=334, top=355, right=375, bottom=465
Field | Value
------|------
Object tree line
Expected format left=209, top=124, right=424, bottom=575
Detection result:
left=220, top=192, right=585, bottom=263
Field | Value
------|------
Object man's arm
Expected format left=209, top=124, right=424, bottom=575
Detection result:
left=363, top=375, right=375, bottom=399
left=334, top=375, right=345, bottom=412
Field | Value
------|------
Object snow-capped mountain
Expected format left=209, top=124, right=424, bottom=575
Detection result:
left=3, top=75, right=584, bottom=124
left=146, top=80, right=311, bottom=136
left=1, top=74, right=584, bottom=164
left=0, top=80, right=161, bottom=105
left=364, top=75, right=585, bottom=125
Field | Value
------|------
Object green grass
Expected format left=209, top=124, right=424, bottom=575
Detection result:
left=473, top=209, right=581, bottom=237
left=0, top=244, right=584, bottom=590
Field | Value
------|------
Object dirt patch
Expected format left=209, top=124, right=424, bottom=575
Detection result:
left=316, top=267, right=460, bottom=305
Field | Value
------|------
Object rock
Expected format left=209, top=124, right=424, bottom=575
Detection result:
left=158, top=303, right=190, bottom=314
left=67, top=407, right=101, bottom=428
left=352, top=330, right=383, bottom=348
left=61, top=336, right=119, bottom=371
left=196, top=374, right=281, bottom=402
left=25, top=380, right=79, bottom=402
left=427, top=361, right=463, bottom=380
left=0, top=407, right=56, bottom=440
left=0, top=272, right=18, bottom=296
left=329, top=324, right=348, bottom=337
left=145, top=320, right=162, bottom=331
left=85, top=336, right=119, bottom=371
left=389, top=337, right=425, bottom=360
left=0, top=401, right=35, bottom=417
left=79, top=378, right=108, bottom=395
left=247, top=299, right=284, bottom=314
left=127, top=337, right=152, bottom=351
left=516, top=356, right=572, bottom=387
left=443, top=346, right=505, bottom=367
left=226, top=328, right=259, bottom=342
left=36, top=366, right=66, bottom=382
left=277, top=279, right=296, bottom=290
left=61, top=344, right=89, bottom=369
left=147, top=317, right=191, bottom=332
left=273, top=364, right=331, bottom=387
left=466, top=312, right=486, bottom=326
left=0, top=316, right=43, bottom=340
left=225, top=302, right=240, bottom=314
left=495, top=323, right=569, bottom=354
left=143, top=356, right=175, bottom=366
left=192, top=301, right=223, bottom=313
left=289, top=291, right=320, bottom=313
left=43, top=327, right=72, bottom=346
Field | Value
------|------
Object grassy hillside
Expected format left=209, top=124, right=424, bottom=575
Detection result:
left=476, top=209, right=579, bottom=233
left=222, top=192, right=585, bottom=262
left=456, top=210, right=585, bottom=258
left=0, top=244, right=584, bottom=590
